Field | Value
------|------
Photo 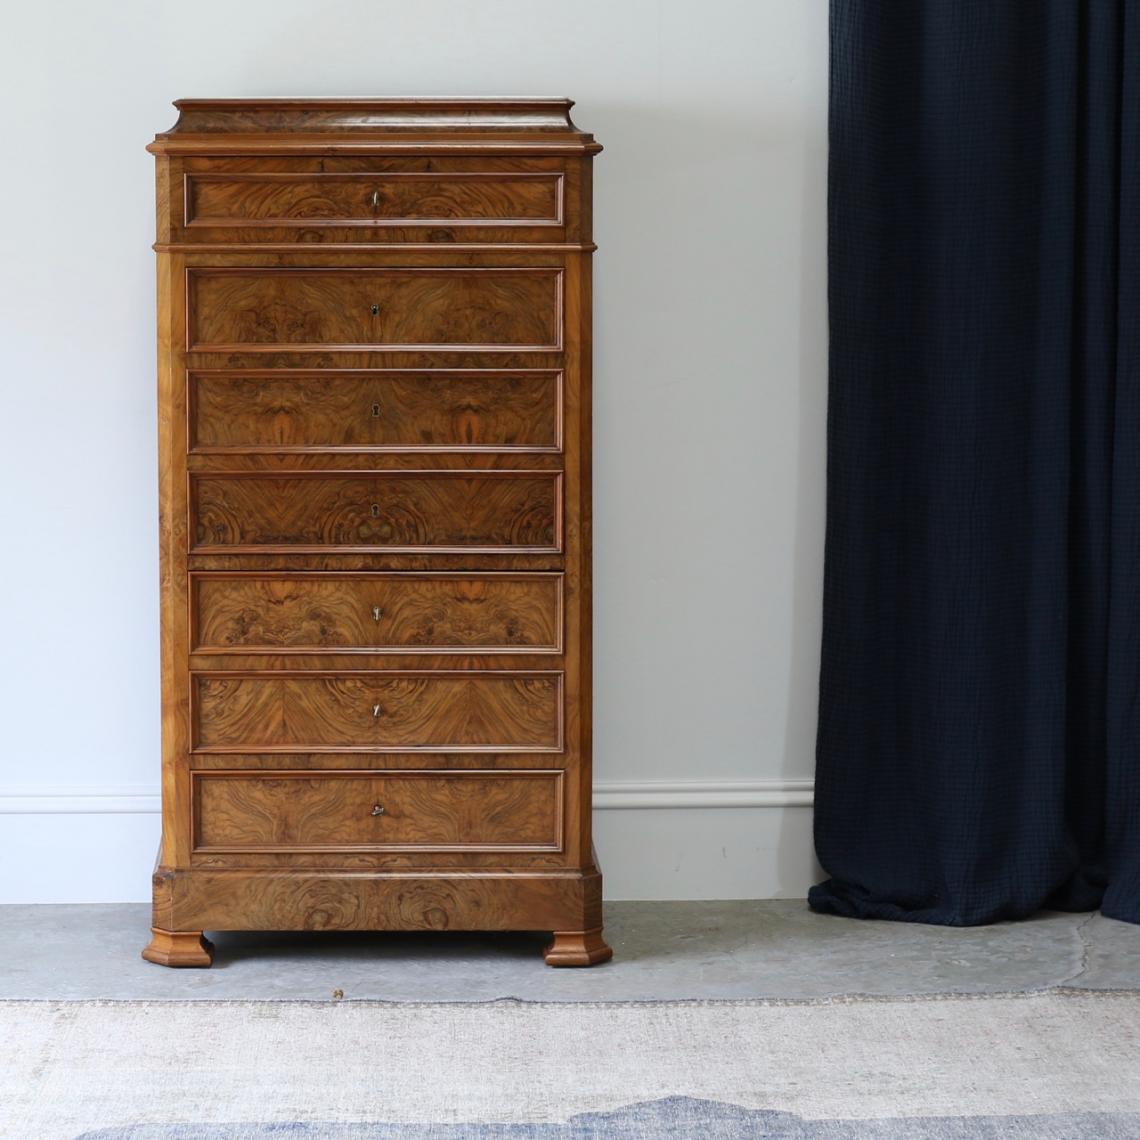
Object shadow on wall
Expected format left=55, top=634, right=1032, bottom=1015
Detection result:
left=782, top=110, right=829, bottom=895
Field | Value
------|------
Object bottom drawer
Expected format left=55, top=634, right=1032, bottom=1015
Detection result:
left=192, top=769, right=563, bottom=853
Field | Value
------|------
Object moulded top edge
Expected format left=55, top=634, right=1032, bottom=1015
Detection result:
left=154, top=97, right=594, bottom=141
left=172, top=97, right=576, bottom=108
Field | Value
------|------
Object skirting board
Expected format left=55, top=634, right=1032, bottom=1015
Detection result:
left=0, top=779, right=821, bottom=904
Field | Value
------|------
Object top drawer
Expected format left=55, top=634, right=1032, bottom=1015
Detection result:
left=186, top=172, right=563, bottom=229
left=165, top=157, right=583, bottom=245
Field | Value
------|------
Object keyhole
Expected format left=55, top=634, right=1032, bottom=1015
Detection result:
left=370, top=403, right=381, bottom=418
left=372, top=704, right=382, bottom=718
left=370, top=304, right=380, bottom=316
left=370, top=503, right=380, bottom=518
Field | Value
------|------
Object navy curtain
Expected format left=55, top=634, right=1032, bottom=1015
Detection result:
left=810, top=1, right=1140, bottom=925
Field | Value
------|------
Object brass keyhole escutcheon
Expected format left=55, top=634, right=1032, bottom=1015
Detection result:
left=370, top=304, right=380, bottom=316
left=369, top=189, right=381, bottom=209
left=372, top=704, right=382, bottom=718
left=371, top=403, right=381, bottom=418
left=370, top=803, right=385, bottom=816
left=371, top=605, right=383, bottom=622
left=370, top=503, right=380, bottom=518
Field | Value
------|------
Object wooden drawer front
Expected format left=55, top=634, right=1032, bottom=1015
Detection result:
left=185, top=172, right=563, bottom=228
left=191, top=472, right=560, bottom=554
left=193, top=770, right=563, bottom=853
left=189, top=370, right=561, bottom=453
left=186, top=269, right=562, bottom=352
left=192, top=573, right=562, bottom=654
left=193, top=671, right=563, bottom=752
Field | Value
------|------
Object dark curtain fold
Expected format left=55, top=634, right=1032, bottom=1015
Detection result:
left=810, top=0, right=1140, bottom=925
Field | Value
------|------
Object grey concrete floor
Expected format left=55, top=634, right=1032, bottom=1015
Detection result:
left=1, top=901, right=1137, bottom=1002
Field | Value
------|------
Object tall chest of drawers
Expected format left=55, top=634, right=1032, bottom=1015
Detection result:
left=142, top=98, right=610, bottom=968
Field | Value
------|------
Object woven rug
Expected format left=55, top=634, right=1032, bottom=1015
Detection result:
left=4, top=992, right=1140, bottom=1138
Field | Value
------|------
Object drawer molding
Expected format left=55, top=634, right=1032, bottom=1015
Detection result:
left=185, top=267, right=564, bottom=353
left=184, top=171, right=565, bottom=228
left=189, top=571, right=564, bottom=655
left=188, top=469, right=563, bottom=555
left=190, top=768, right=565, bottom=854
left=186, top=368, right=563, bottom=455
left=190, top=669, right=565, bottom=753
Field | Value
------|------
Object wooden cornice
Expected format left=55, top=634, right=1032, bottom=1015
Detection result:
left=148, top=97, right=602, bottom=156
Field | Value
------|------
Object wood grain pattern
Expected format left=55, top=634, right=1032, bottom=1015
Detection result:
left=189, top=369, right=561, bottom=453
left=544, top=927, right=614, bottom=967
left=192, top=670, right=563, bottom=752
left=165, top=155, right=582, bottom=247
left=193, top=769, right=563, bottom=852
left=191, top=572, right=562, bottom=653
left=186, top=172, right=562, bottom=227
left=140, top=928, right=214, bottom=967
left=157, top=865, right=605, bottom=934
left=186, top=268, right=562, bottom=351
left=190, top=471, right=561, bottom=553
left=148, top=98, right=608, bottom=966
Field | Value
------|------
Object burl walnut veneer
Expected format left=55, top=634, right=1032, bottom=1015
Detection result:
left=143, top=98, right=609, bottom=968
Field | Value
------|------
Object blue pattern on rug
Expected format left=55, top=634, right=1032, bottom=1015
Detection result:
left=74, top=1096, right=1140, bottom=1138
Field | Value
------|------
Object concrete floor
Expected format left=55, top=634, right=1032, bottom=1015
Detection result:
left=1, top=901, right=1137, bottom=1002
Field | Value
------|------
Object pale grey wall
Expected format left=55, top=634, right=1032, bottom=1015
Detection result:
left=0, top=0, right=828, bottom=901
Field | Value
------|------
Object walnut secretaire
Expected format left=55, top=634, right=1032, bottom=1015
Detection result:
left=142, top=98, right=610, bottom=967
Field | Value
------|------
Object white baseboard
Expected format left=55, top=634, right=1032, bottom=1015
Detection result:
left=0, top=779, right=820, bottom=904
left=0, top=778, right=814, bottom=815
left=594, top=778, right=814, bottom=810
left=0, top=786, right=162, bottom=814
